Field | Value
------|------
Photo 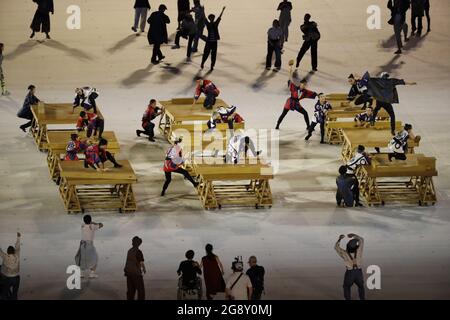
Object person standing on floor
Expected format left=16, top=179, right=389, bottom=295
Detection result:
left=410, top=0, right=425, bottom=37
left=225, top=257, right=253, bottom=301
left=136, top=99, right=162, bottom=142
left=74, top=215, right=103, bottom=279
left=305, top=93, right=332, bottom=143
left=296, top=13, right=320, bottom=71
left=147, top=4, right=170, bottom=65
left=335, top=233, right=365, bottom=300
left=124, top=236, right=146, bottom=300
left=161, top=137, right=198, bottom=196
left=201, top=6, right=226, bottom=71
left=246, top=256, right=265, bottom=300
left=387, top=0, right=409, bottom=54
left=277, top=0, right=293, bottom=44
left=368, top=71, right=417, bottom=135
left=173, top=14, right=197, bottom=61
left=424, top=0, right=431, bottom=33
left=191, top=0, right=206, bottom=53
left=275, top=71, right=318, bottom=130
left=30, top=0, right=54, bottom=40
left=200, top=244, right=225, bottom=300
left=266, top=20, right=283, bottom=71
left=0, top=233, right=21, bottom=300
left=132, top=0, right=151, bottom=34
left=17, top=85, right=40, bottom=133
left=177, top=0, right=191, bottom=30
left=0, top=43, right=9, bottom=96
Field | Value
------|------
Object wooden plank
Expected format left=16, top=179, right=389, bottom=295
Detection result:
left=342, top=128, right=420, bottom=149
left=31, top=102, right=103, bottom=125
left=60, top=160, right=137, bottom=182
left=47, top=131, right=120, bottom=154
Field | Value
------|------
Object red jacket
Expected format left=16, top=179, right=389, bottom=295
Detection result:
left=283, top=81, right=317, bottom=110
left=194, top=80, right=220, bottom=100
left=76, top=112, right=97, bottom=130
left=142, top=105, right=157, bottom=129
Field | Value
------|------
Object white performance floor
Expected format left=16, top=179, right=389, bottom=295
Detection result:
left=0, top=0, right=450, bottom=299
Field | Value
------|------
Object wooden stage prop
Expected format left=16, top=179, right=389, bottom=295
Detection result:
left=46, top=131, right=119, bottom=182
left=58, top=160, right=137, bottom=214
left=158, top=98, right=245, bottom=151
left=187, top=157, right=273, bottom=210
left=325, top=121, right=402, bottom=145
left=31, top=102, right=103, bottom=151
left=341, top=128, right=420, bottom=162
left=357, top=154, right=437, bottom=206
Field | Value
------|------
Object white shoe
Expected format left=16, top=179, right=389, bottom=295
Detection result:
left=88, top=271, right=98, bottom=279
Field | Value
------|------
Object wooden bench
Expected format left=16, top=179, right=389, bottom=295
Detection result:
left=31, top=102, right=103, bottom=151
left=187, top=157, right=273, bottom=210
left=158, top=98, right=245, bottom=148
left=46, top=131, right=120, bottom=183
left=326, top=108, right=389, bottom=122
left=341, top=128, right=420, bottom=162
left=357, top=154, right=437, bottom=206
left=325, top=121, right=402, bottom=145
left=58, top=160, right=137, bottom=214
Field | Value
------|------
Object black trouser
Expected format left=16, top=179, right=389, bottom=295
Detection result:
left=336, top=190, right=354, bottom=207
left=343, top=269, right=365, bottom=300
left=276, top=107, right=310, bottom=129
left=251, top=289, right=263, bottom=300
left=126, top=275, right=145, bottom=300
left=201, top=41, right=218, bottom=68
left=192, top=24, right=205, bottom=51
left=373, top=100, right=396, bottom=133
left=266, top=42, right=282, bottom=69
left=393, top=14, right=408, bottom=50
left=203, top=92, right=217, bottom=109
left=151, top=42, right=164, bottom=63
left=138, top=122, right=155, bottom=138
left=20, top=120, right=33, bottom=130
left=162, top=168, right=196, bottom=194
left=308, top=121, right=325, bottom=142
left=346, top=174, right=360, bottom=205
left=175, top=32, right=195, bottom=58
left=354, top=94, right=373, bottom=108
left=411, top=15, right=423, bottom=35
left=424, top=7, right=430, bottom=31
left=296, top=40, right=318, bottom=69
left=87, top=118, right=104, bottom=138
left=1, top=275, right=20, bottom=300
left=101, top=151, right=120, bottom=167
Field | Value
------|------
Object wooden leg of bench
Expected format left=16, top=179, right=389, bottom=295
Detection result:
left=341, top=142, right=352, bottom=162
left=119, top=184, right=137, bottom=213
left=59, top=178, right=81, bottom=214
left=417, top=176, right=437, bottom=205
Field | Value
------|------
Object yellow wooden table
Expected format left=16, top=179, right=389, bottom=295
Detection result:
left=341, top=128, right=420, bottom=162
left=58, top=160, right=137, bottom=214
left=327, top=108, right=388, bottom=122
left=325, top=121, right=402, bottom=145
left=158, top=98, right=245, bottom=149
left=187, top=157, right=273, bottom=210
left=30, top=102, right=103, bottom=151
left=46, top=131, right=119, bottom=183
left=357, top=154, right=437, bottom=206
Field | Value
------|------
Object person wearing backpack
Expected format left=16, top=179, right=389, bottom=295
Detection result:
left=225, top=257, right=253, bottom=300
left=295, top=13, right=320, bottom=71
left=124, top=236, right=146, bottom=300
left=334, top=233, right=365, bottom=300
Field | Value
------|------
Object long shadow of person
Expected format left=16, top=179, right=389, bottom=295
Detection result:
left=107, top=34, right=138, bottom=54
left=42, top=40, right=93, bottom=61
left=251, top=69, right=277, bottom=91
left=159, top=60, right=190, bottom=82
left=4, top=41, right=39, bottom=60
left=379, top=34, right=397, bottom=50
left=120, top=64, right=154, bottom=87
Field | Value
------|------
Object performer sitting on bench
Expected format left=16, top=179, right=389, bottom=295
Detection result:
left=84, top=138, right=122, bottom=171
left=388, top=123, right=415, bottom=161
left=136, top=99, right=162, bottom=142
left=161, top=137, right=198, bottom=196
left=207, top=105, right=244, bottom=130
left=76, top=111, right=104, bottom=138
left=305, top=93, right=332, bottom=143
left=347, top=73, right=373, bottom=109
left=354, top=106, right=374, bottom=127
left=336, top=165, right=358, bottom=207
left=193, top=79, right=220, bottom=109
left=73, top=87, right=99, bottom=113
left=346, top=145, right=371, bottom=207
left=65, top=134, right=88, bottom=161
left=276, top=71, right=317, bottom=130
left=225, top=135, right=261, bottom=164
